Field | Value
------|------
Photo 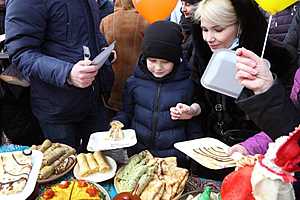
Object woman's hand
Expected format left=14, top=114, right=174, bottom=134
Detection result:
left=170, top=103, right=201, bottom=120
left=235, top=48, right=274, bottom=94
left=228, top=144, right=249, bottom=156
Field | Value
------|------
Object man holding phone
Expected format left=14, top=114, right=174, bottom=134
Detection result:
left=5, top=0, right=114, bottom=151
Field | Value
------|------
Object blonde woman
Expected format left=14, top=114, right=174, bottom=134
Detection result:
left=172, top=0, right=297, bottom=180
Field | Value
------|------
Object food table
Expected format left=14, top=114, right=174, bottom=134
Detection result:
left=0, top=143, right=221, bottom=200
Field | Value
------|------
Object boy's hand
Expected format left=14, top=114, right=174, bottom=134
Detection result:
left=170, top=103, right=200, bottom=120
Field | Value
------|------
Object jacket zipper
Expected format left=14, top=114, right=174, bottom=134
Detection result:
left=151, top=83, right=162, bottom=147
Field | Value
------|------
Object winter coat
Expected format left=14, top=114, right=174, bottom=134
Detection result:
left=180, top=16, right=194, bottom=70
left=100, top=0, right=148, bottom=111
left=5, top=0, right=114, bottom=123
left=236, top=68, right=300, bottom=140
left=190, top=34, right=297, bottom=146
left=263, top=3, right=299, bottom=42
left=285, top=6, right=300, bottom=67
left=97, top=0, right=114, bottom=21
left=113, top=56, right=202, bottom=165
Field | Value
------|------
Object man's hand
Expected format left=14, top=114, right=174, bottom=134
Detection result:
left=68, top=60, right=98, bottom=88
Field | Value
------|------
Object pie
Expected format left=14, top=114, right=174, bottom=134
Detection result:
left=39, top=180, right=106, bottom=200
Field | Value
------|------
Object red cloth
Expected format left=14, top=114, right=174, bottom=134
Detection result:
left=275, top=126, right=300, bottom=173
left=221, top=166, right=255, bottom=200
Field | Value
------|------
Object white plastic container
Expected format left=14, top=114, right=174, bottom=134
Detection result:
left=201, top=49, right=242, bottom=98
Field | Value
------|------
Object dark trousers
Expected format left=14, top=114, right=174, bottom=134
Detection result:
left=0, top=83, right=44, bottom=146
left=39, top=105, right=109, bottom=152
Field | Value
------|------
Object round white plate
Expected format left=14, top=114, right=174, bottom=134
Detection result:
left=73, top=156, right=117, bottom=182
left=87, top=129, right=137, bottom=151
left=92, top=182, right=111, bottom=200
left=0, top=150, right=43, bottom=200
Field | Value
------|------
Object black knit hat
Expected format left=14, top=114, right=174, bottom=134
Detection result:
left=142, top=20, right=183, bottom=64
left=181, top=0, right=200, bottom=4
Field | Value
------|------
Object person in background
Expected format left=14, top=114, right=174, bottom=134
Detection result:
left=97, top=0, right=114, bottom=21
left=180, top=0, right=201, bottom=68
left=234, top=47, right=300, bottom=200
left=5, top=0, right=114, bottom=152
left=179, top=0, right=297, bottom=181
left=170, top=0, right=183, bottom=24
left=262, top=2, right=299, bottom=42
left=112, top=21, right=202, bottom=167
left=285, top=5, right=300, bottom=68
left=100, top=0, right=149, bottom=112
left=0, top=0, right=44, bottom=146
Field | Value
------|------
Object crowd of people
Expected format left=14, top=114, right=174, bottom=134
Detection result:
left=0, top=0, right=300, bottom=198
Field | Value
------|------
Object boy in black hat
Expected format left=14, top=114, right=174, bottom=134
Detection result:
left=112, top=20, right=202, bottom=167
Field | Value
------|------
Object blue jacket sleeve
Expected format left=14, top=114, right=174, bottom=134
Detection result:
left=112, top=79, right=134, bottom=127
left=5, top=0, right=73, bottom=87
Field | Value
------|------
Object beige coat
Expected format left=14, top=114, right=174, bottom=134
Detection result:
left=100, top=0, right=149, bottom=111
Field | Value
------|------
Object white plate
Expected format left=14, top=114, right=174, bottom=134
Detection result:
left=87, top=129, right=137, bottom=151
left=92, top=182, right=111, bottom=200
left=1, top=150, right=43, bottom=200
left=201, top=49, right=243, bottom=98
left=73, top=156, right=117, bottom=182
left=174, top=138, right=243, bottom=170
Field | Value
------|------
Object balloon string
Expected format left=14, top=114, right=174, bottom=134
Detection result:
left=261, top=15, right=272, bottom=58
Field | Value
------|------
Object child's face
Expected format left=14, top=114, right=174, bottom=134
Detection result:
left=146, top=58, right=174, bottom=78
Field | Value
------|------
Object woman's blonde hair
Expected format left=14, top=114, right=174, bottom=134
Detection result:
left=194, top=0, right=237, bottom=27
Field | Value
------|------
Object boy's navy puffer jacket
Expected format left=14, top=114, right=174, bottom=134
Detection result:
left=114, top=56, right=202, bottom=165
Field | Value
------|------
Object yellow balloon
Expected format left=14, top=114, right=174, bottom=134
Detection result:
left=255, top=0, right=298, bottom=15
left=132, top=0, right=177, bottom=23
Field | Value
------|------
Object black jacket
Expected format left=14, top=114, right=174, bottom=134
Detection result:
left=285, top=7, right=300, bottom=68
left=237, top=79, right=300, bottom=140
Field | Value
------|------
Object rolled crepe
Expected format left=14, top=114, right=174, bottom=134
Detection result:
left=39, top=139, right=52, bottom=153
left=77, top=153, right=90, bottom=177
left=86, top=153, right=98, bottom=174
left=93, top=151, right=110, bottom=172
left=140, top=177, right=164, bottom=200
left=43, top=147, right=66, bottom=166
left=39, top=165, right=55, bottom=179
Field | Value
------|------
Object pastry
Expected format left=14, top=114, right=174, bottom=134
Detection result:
left=115, top=150, right=189, bottom=200
left=107, top=121, right=124, bottom=141
left=0, top=151, right=32, bottom=195
left=86, top=153, right=99, bottom=173
left=77, top=153, right=91, bottom=177
left=33, top=140, right=77, bottom=181
left=39, top=139, right=52, bottom=153
left=93, top=151, right=111, bottom=173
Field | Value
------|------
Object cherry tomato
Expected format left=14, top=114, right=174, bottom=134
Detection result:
left=42, top=188, right=55, bottom=199
left=86, top=186, right=98, bottom=197
left=78, top=180, right=88, bottom=188
left=58, top=181, right=70, bottom=189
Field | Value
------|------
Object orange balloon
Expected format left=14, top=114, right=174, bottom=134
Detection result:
left=133, top=0, right=178, bottom=23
